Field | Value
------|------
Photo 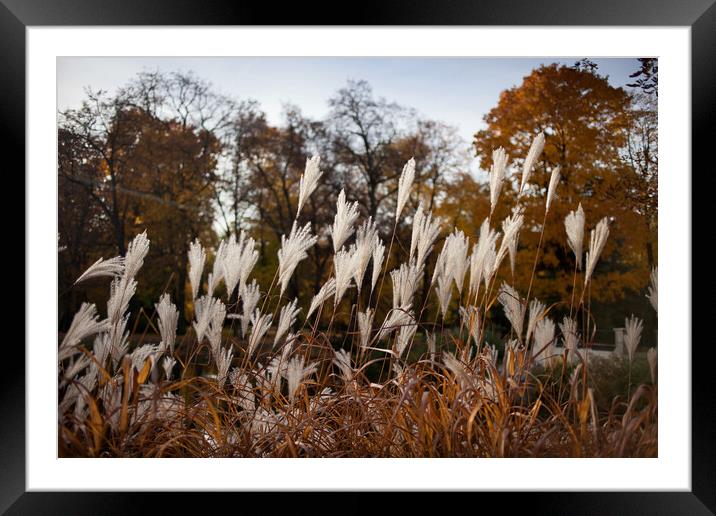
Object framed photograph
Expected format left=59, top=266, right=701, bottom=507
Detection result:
left=6, top=0, right=711, bottom=512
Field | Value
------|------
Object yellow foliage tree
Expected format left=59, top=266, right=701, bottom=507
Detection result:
left=444, top=63, right=655, bottom=306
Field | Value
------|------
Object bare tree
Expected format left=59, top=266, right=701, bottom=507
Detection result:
left=328, top=79, right=411, bottom=227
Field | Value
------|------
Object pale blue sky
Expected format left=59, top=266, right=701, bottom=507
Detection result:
left=57, top=56, right=640, bottom=151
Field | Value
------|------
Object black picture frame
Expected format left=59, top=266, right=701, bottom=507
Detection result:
left=4, top=1, right=711, bottom=513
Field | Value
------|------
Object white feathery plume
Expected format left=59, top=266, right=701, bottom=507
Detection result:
left=216, top=347, right=233, bottom=389
left=459, top=306, right=481, bottom=348
left=60, top=303, right=107, bottom=360
left=193, top=295, right=223, bottom=344
left=519, top=132, right=545, bottom=196
left=131, top=344, right=160, bottom=373
left=435, top=273, right=453, bottom=316
left=222, top=231, right=258, bottom=300
left=395, top=322, right=417, bottom=360
left=330, top=189, right=360, bottom=253
left=559, top=317, right=580, bottom=355
left=277, top=221, right=318, bottom=295
left=205, top=274, right=215, bottom=300
left=469, top=219, right=498, bottom=297
left=410, top=201, right=425, bottom=259
left=123, top=230, right=150, bottom=280
left=371, top=239, right=386, bottom=293
left=307, top=278, right=336, bottom=319
left=431, top=238, right=454, bottom=315
left=624, top=315, right=643, bottom=363
left=162, top=356, right=176, bottom=381
left=431, top=238, right=449, bottom=286
left=489, top=147, right=509, bottom=215
left=481, top=244, right=497, bottom=291
left=286, top=356, right=317, bottom=403
left=357, top=308, right=374, bottom=351
left=281, top=333, right=296, bottom=364
left=105, top=278, right=135, bottom=370
left=498, top=284, right=525, bottom=342
left=297, top=155, right=323, bottom=218
left=391, top=260, right=422, bottom=309
left=188, top=238, right=206, bottom=301
left=411, top=202, right=442, bottom=268
left=377, top=305, right=414, bottom=342
left=239, top=279, right=260, bottom=338
left=107, top=275, right=137, bottom=326
left=70, top=378, right=97, bottom=422
left=206, top=301, right=226, bottom=362
left=502, top=208, right=523, bottom=276
left=333, top=348, right=354, bottom=384
left=545, top=166, right=561, bottom=213
left=274, top=298, right=300, bottom=348
left=533, top=317, right=556, bottom=360
left=266, top=356, right=287, bottom=392
left=396, top=157, right=416, bottom=220
left=353, top=218, right=378, bottom=292
left=108, top=315, right=130, bottom=370
left=447, top=230, right=470, bottom=293
left=90, top=333, right=111, bottom=377
left=207, top=239, right=228, bottom=295
left=526, top=298, right=546, bottom=345
left=565, top=203, right=585, bottom=270
left=61, top=354, right=91, bottom=384
left=155, top=293, right=179, bottom=354
left=238, top=235, right=258, bottom=290
left=101, top=233, right=150, bottom=368
left=494, top=211, right=523, bottom=276
left=647, top=347, right=657, bottom=384
left=584, top=217, right=610, bottom=286
left=99, top=380, right=122, bottom=431
left=334, top=247, right=359, bottom=307
left=247, top=309, right=273, bottom=357
left=75, top=256, right=125, bottom=285
left=647, top=267, right=658, bottom=313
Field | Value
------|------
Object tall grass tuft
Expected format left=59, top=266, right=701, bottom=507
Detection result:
left=58, top=136, right=657, bottom=459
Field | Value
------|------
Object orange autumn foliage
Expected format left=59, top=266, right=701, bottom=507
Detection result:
left=438, top=64, right=656, bottom=306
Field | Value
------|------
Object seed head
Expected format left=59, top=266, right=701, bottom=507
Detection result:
left=489, top=147, right=509, bottom=215
left=498, top=283, right=526, bottom=342
left=396, top=158, right=416, bottom=220
left=565, top=204, right=585, bottom=270
left=584, top=217, right=610, bottom=286
left=75, top=256, right=125, bottom=285
left=330, top=189, right=360, bottom=253
left=297, top=155, right=323, bottom=218
left=156, top=293, right=179, bottom=354
left=274, top=298, right=300, bottom=348
left=624, top=314, right=643, bottom=363
left=188, top=239, right=206, bottom=301
left=278, top=221, right=318, bottom=296
left=519, top=132, right=545, bottom=197
left=307, top=278, right=336, bottom=319
left=545, top=166, right=561, bottom=213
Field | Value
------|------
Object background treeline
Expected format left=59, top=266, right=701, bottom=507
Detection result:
left=58, top=59, right=657, bottom=342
